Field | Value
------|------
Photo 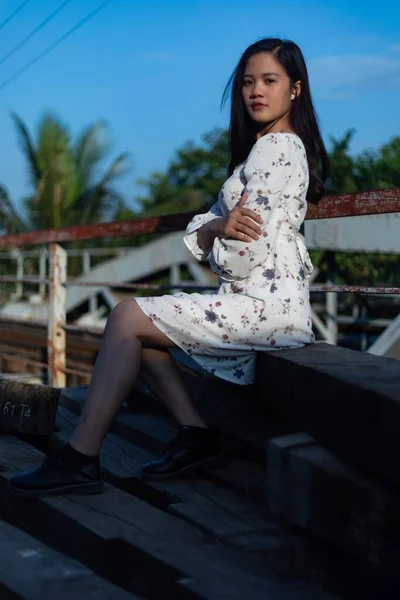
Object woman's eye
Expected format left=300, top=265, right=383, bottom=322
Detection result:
left=243, top=79, right=252, bottom=86
left=265, top=79, right=275, bottom=84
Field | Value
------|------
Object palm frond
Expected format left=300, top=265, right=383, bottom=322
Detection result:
left=73, top=153, right=129, bottom=225
left=0, top=185, right=29, bottom=233
left=11, top=112, right=42, bottom=186
left=36, top=113, right=71, bottom=169
left=98, top=152, right=130, bottom=185
left=9, top=112, right=130, bottom=232
left=74, top=121, right=110, bottom=188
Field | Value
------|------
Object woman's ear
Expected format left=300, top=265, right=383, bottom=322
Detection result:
left=291, top=81, right=302, bottom=100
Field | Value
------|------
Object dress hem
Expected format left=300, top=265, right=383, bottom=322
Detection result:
left=136, top=297, right=254, bottom=386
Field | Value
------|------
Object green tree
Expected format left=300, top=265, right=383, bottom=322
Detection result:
left=326, top=130, right=400, bottom=193
left=326, top=129, right=358, bottom=194
left=11, top=112, right=129, bottom=230
left=0, top=113, right=131, bottom=277
left=372, top=136, right=400, bottom=189
left=135, top=128, right=228, bottom=216
left=314, top=131, right=400, bottom=286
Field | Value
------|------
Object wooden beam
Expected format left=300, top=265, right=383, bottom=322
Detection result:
left=255, top=343, right=400, bottom=487
left=0, top=435, right=320, bottom=599
left=0, top=519, right=137, bottom=599
left=267, top=433, right=400, bottom=582
left=0, top=379, right=60, bottom=434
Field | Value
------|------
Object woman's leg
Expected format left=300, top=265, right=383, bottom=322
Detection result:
left=137, top=347, right=207, bottom=428
left=7, top=299, right=222, bottom=496
left=70, top=299, right=206, bottom=457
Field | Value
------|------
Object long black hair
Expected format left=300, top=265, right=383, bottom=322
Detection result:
left=221, top=38, right=329, bottom=204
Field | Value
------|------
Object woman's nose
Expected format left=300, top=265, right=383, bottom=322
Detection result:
left=250, top=81, right=264, bottom=98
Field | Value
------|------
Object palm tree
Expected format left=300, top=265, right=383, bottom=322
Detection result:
left=0, top=185, right=28, bottom=235
left=0, top=113, right=130, bottom=277
left=11, top=112, right=129, bottom=231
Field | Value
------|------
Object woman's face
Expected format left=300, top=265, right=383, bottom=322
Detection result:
left=241, top=52, right=299, bottom=130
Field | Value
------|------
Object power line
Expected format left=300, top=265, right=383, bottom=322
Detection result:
left=0, top=0, right=112, bottom=93
left=0, top=1, right=31, bottom=31
left=0, top=0, right=74, bottom=68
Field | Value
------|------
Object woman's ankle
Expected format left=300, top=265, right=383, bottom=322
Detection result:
left=60, top=442, right=98, bottom=469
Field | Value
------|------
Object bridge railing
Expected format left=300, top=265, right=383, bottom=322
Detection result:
left=0, top=187, right=399, bottom=387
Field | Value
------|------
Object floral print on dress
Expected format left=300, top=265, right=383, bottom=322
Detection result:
left=136, top=134, right=314, bottom=386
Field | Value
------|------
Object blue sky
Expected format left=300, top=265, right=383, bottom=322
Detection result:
left=0, top=0, right=399, bottom=213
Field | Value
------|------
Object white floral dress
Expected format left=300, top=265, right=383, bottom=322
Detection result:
left=136, top=133, right=315, bottom=385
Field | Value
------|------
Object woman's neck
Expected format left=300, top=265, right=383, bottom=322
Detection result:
left=255, top=114, right=293, bottom=139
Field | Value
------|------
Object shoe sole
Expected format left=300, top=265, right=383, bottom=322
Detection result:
left=6, top=480, right=105, bottom=499
left=141, top=452, right=226, bottom=481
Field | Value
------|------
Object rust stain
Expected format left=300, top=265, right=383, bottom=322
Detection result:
left=306, top=187, right=400, bottom=220
left=0, top=213, right=198, bottom=248
left=0, top=187, right=399, bottom=248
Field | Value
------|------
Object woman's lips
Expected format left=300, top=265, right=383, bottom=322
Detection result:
left=251, top=103, right=267, bottom=111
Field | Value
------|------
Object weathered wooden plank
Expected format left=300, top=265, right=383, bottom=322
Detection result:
left=267, top=433, right=400, bottom=583
left=256, top=343, right=400, bottom=487
left=62, top=364, right=294, bottom=459
left=54, top=407, right=330, bottom=580
left=0, top=380, right=59, bottom=434
left=61, top=387, right=270, bottom=505
left=0, top=519, right=138, bottom=599
left=59, top=396, right=339, bottom=580
left=0, top=435, right=336, bottom=600
left=53, top=406, right=323, bottom=579
left=127, top=368, right=294, bottom=457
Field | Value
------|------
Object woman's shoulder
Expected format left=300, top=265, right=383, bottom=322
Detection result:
left=248, top=132, right=307, bottom=169
left=255, top=132, right=305, bottom=153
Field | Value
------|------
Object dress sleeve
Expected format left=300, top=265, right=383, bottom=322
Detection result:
left=210, top=135, right=297, bottom=280
left=183, top=200, right=224, bottom=261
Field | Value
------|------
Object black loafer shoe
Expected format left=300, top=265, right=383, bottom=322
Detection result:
left=141, top=425, right=224, bottom=480
left=7, top=455, right=105, bottom=498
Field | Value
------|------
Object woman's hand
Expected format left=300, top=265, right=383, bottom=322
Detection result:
left=211, top=194, right=263, bottom=242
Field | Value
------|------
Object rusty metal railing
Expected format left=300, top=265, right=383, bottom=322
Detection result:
left=0, top=186, right=399, bottom=387
left=0, top=276, right=399, bottom=295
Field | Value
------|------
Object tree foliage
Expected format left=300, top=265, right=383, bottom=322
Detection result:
left=323, top=130, right=400, bottom=286
left=4, top=112, right=129, bottom=232
left=0, top=113, right=131, bottom=279
left=134, top=129, right=229, bottom=216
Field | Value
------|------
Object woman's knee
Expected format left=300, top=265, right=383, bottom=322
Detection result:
left=106, top=299, right=139, bottom=333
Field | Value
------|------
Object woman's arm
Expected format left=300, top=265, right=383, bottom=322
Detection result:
left=196, top=218, right=223, bottom=253
left=210, top=135, right=299, bottom=280
left=183, top=201, right=225, bottom=261
left=184, top=196, right=262, bottom=261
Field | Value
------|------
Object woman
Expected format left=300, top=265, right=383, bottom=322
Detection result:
left=8, top=37, right=328, bottom=497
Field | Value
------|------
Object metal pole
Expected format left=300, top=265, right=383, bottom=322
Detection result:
left=13, top=250, right=23, bottom=301
left=48, top=243, right=67, bottom=388
left=326, top=252, right=338, bottom=345
left=83, top=250, right=97, bottom=313
left=170, top=264, right=181, bottom=293
left=39, top=246, right=47, bottom=297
